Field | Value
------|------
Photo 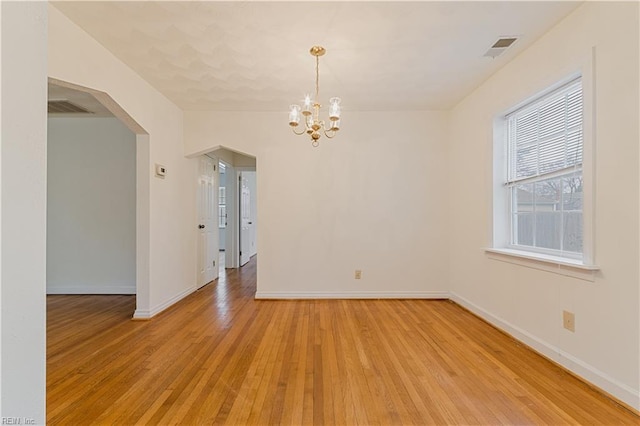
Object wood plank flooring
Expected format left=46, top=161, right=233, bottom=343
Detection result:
left=47, top=256, right=639, bottom=425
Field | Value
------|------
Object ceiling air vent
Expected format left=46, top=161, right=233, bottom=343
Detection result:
left=483, top=37, right=518, bottom=58
left=48, top=100, right=93, bottom=114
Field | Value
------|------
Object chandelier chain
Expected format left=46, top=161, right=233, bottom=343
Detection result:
left=315, top=54, right=320, bottom=101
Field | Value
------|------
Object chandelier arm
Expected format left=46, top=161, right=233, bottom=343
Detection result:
left=323, top=129, right=337, bottom=139
left=291, top=126, right=306, bottom=136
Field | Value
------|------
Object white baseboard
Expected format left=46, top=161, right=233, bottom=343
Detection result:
left=450, top=291, right=640, bottom=412
left=255, top=291, right=450, bottom=299
left=47, top=285, right=135, bottom=295
left=133, top=286, right=195, bottom=320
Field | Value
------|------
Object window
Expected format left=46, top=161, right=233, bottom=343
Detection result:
left=505, top=78, right=583, bottom=259
left=218, top=186, right=226, bottom=228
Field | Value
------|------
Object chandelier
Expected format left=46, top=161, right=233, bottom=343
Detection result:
left=288, top=46, right=341, bottom=147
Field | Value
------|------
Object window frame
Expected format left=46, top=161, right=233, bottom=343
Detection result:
left=491, top=58, right=596, bottom=270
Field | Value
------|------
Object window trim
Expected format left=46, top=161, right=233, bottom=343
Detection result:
left=486, top=248, right=598, bottom=270
left=491, top=48, right=597, bottom=271
left=484, top=248, right=598, bottom=282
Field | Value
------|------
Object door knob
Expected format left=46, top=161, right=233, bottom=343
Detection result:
left=198, top=224, right=205, bottom=229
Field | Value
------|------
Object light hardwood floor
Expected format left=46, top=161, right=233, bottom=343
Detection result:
left=47, top=256, right=639, bottom=425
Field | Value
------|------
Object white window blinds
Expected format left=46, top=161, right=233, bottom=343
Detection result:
left=507, top=79, right=583, bottom=183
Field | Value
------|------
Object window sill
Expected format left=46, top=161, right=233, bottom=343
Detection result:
left=485, top=248, right=599, bottom=281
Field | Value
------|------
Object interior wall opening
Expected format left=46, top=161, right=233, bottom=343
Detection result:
left=46, top=78, right=150, bottom=318
left=203, top=146, right=257, bottom=271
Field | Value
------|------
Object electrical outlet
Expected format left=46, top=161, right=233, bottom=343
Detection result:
left=154, top=164, right=167, bottom=178
left=563, top=310, right=575, bottom=332
left=355, top=270, right=362, bottom=279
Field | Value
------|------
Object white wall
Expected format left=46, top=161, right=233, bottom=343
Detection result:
left=448, top=2, right=639, bottom=410
left=48, top=5, right=198, bottom=318
left=185, top=111, right=451, bottom=298
left=47, top=117, right=136, bottom=294
left=0, top=2, right=47, bottom=422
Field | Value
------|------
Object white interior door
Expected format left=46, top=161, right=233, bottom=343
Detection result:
left=247, top=171, right=257, bottom=257
left=239, top=172, right=252, bottom=266
left=197, top=156, right=218, bottom=288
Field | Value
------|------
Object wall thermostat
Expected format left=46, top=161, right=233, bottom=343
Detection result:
left=155, top=164, right=167, bottom=178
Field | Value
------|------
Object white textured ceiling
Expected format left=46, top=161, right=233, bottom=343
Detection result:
left=52, top=1, right=581, bottom=111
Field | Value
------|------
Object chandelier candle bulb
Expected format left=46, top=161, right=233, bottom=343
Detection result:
left=289, top=105, right=301, bottom=126
left=302, top=95, right=312, bottom=115
left=329, top=97, right=341, bottom=120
